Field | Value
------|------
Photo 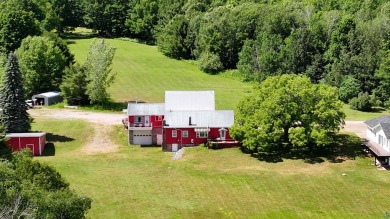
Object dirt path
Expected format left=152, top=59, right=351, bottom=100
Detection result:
left=29, top=108, right=126, bottom=154
left=342, top=121, right=366, bottom=138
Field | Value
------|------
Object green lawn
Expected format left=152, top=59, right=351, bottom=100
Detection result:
left=343, top=104, right=390, bottom=121
left=33, top=118, right=390, bottom=219
left=67, top=37, right=251, bottom=110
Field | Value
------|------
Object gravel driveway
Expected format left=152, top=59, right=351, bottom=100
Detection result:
left=29, top=108, right=126, bottom=154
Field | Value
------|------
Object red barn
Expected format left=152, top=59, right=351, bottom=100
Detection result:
left=5, top=133, right=46, bottom=156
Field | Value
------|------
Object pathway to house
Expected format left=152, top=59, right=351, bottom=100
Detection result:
left=342, top=121, right=366, bottom=138
left=29, top=108, right=126, bottom=154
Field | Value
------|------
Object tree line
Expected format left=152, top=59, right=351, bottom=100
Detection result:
left=0, top=0, right=389, bottom=109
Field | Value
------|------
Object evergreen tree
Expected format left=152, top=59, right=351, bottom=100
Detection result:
left=0, top=53, right=30, bottom=133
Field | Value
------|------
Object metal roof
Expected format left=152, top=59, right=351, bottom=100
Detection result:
left=165, top=90, right=215, bottom=111
left=127, top=103, right=165, bottom=115
left=32, top=91, right=61, bottom=98
left=164, top=110, right=234, bottom=128
left=365, top=115, right=390, bottom=138
left=6, top=133, right=46, bottom=137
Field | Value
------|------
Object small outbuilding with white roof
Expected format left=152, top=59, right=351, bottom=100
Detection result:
left=32, top=91, right=63, bottom=106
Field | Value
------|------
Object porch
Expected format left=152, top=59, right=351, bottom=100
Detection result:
left=362, top=138, right=390, bottom=167
left=207, top=139, right=242, bottom=149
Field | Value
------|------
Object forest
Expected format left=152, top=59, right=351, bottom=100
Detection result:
left=0, top=0, right=389, bottom=109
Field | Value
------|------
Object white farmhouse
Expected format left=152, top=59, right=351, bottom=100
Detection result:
left=364, top=115, right=390, bottom=165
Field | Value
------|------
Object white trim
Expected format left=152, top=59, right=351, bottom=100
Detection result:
left=172, top=130, right=177, bottom=138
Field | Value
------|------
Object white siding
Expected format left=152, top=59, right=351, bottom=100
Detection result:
left=376, top=129, right=389, bottom=153
left=366, top=129, right=376, bottom=142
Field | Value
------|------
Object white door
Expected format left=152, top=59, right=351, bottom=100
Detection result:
left=219, top=128, right=226, bottom=141
left=172, top=144, right=178, bottom=152
left=133, top=130, right=152, bottom=145
left=157, top=134, right=162, bottom=145
left=144, top=116, right=150, bottom=127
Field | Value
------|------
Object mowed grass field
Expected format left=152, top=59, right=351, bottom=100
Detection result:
left=67, top=37, right=251, bottom=110
left=33, top=118, right=390, bottom=219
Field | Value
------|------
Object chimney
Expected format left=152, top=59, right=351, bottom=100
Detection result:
left=189, top=116, right=192, bottom=126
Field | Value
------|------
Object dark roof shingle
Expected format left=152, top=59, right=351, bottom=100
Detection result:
left=364, top=115, right=390, bottom=128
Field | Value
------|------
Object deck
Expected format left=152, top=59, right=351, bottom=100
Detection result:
left=362, top=138, right=390, bottom=157
left=207, top=140, right=242, bottom=149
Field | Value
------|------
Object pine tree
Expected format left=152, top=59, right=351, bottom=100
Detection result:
left=0, top=52, right=31, bottom=133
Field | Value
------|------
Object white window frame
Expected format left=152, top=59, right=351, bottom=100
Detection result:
left=172, top=130, right=177, bottom=138
left=183, top=130, right=188, bottom=138
left=135, top=116, right=143, bottom=123
left=196, top=131, right=208, bottom=138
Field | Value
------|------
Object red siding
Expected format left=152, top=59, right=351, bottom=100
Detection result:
left=6, top=135, right=46, bottom=156
left=164, top=127, right=233, bottom=145
left=128, top=115, right=164, bottom=128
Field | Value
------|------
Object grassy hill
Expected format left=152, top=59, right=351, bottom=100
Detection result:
left=67, top=37, right=251, bottom=110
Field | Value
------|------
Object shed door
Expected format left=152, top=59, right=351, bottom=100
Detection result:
left=133, top=130, right=152, bottom=145
left=25, top=144, right=36, bottom=155
left=172, top=144, right=178, bottom=152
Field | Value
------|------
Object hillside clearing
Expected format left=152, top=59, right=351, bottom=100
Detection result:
left=67, top=37, right=251, bottom=110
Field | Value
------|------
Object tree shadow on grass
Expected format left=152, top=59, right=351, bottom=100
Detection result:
left=242, top=133, right=366, bottom=164
left=325, top=133, right=367, bottom=163
left=41, top=143, right=55, bottom=156
left=61, top=32, right=96, bottom=40
left=46, top=133, right=75, bottom=143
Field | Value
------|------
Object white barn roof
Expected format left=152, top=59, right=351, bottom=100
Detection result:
left=165, top=91, right=215, bottom=111
left=6, top=133, right=46, bottom=137
left=164, top=110, right=234, bottom=128
left=33, top=91, right=61, bottom=98
left=127, top=103, right=165, bottom=115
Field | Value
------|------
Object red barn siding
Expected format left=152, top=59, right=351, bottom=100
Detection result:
left=128, top=115, right=164, bottom=128
left=5, top=133, right=46, bottom=156
left=164, top=128, right=233, bottom=146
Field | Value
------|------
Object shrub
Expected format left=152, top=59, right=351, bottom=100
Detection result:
left=349, top=92, right=373, bottom=111
left=198, top=51, right=223, bottom=74
left=339, top=76, right=360, bottom=102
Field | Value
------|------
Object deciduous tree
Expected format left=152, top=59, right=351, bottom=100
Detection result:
left=17, top=36, right=67, bottom=97
left=60, top=63, right=89, bottom=105
left=84, top=39, right=116, bottom=105
left=230, top=74, right=345, bottom=154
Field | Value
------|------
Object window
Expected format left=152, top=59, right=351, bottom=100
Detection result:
left=172, top=130, right=177, bottom=138
left=196, top=131, right=208, bottom=138
left=156, top=116, right=163, bottom=121
left=135, top=116, right=143, bottom=123
left=183, top=130, right=188, bottom=138
left=379, top=135, right=384, bottom=146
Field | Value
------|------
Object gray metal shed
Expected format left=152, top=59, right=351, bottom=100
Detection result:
left=32, top=91, right=63, bottom=106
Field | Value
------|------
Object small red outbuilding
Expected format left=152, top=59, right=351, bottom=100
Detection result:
left=5, top=133, right=46, bottom=156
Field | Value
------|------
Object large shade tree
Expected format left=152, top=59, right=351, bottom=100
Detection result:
left=230, top=74, right=345, bottom=154
left=17, top=36, right=67, bottom=97
left=0, top=53, right=30, bottom=133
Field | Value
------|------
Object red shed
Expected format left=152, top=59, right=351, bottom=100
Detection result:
left=5, top=133, right=46, bottom=156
